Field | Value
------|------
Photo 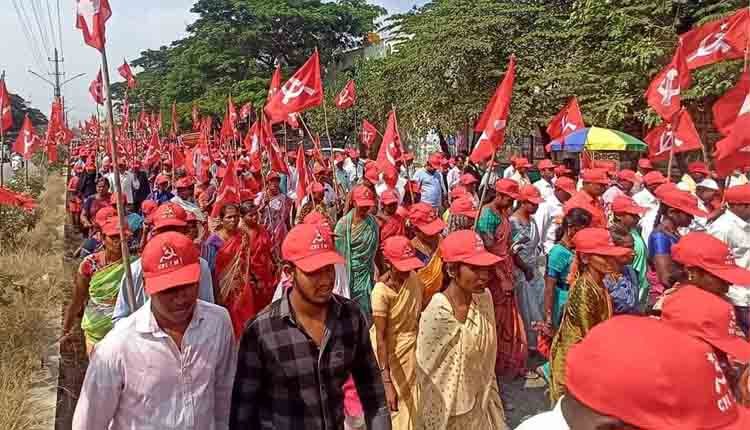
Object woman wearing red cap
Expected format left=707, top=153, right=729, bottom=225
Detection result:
left=240, top=201, right=277, bottom=317
left=408, top=202, right=447, bottom=305
left=417, top=230, right=508, bottom=430
left=80, top=177, right=112, bottom=235
left=549, top=227, right=631, bottom=403
left=370, top=236, right=426, bottom=430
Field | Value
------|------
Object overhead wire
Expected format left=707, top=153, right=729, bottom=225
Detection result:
left=28, top=0, right=53, bottom=60
left=11, top=0, right=49, bottom=75
left=44, top=0, right=59, bottom=56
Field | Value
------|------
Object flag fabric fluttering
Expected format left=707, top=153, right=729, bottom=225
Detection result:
left=262, top=116, right=289, bottom=175
left=265, top=51, right=323, bottom=123
left=644, top=110, right=703, bottom=162
left=75, top=0, right=112, bottom=52
left=470, top=56, right=516, bottom=164
left=0, top=78, right=13, bottom=133
left=244, top=121, right=263, bottom=172
left=335, top=80, right=356, bottom=110
left=171, top=102, right=179, bottom=138
left=360, top=119, right=379, bottom=148
left=13, top=115, right=40, bottom=161
left=89, top=70, right=104, bottom=105
left=228, top=96, right=238, bottom=135
left=546, top=97, right=585, bottom=141
left=267, top=64, right=282, bottom=102
left=645, top=46, right=691, bottom=120
left=377, top=110, right=404, bottom=187
left=211, top=159, right=241, bottom=218
left=240, top=102, right=253, bottom=120
left=681, top=9, right=749, bottom=70
left=117, top=59, right=137, bottom=89
left=713, top=71, right=750, bottom=136
left=715, top=89, right=750, bottom=163
left=192, top=103, right=200, bottom=131
left=294, top=144, right=309, bottom=206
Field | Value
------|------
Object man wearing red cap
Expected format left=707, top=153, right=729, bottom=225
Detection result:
left=334, top=152, right=352, bottom=194
left=709, top=185, right=750, bottom=335
left=510, top=157, right=532, bottom=187
left=445, top=153, right=466, bottom=190
left=73, top=232, right=237, bottom=430
left=171, top=176, right=207, bottom=224
left=376, top=188, right=405, bottom=249
left=517, top=316, right=750, bottom=430
left=345, top=148, right=366, bottom=184
left=104, top=159, right=141, bottom=208
left=602, top=169, right=636, bottom=219
left=534, top=176, right=577, bottom=255
left=148, top=174, right=175, bottom=205
left=633, top=170, right=668, bottom=243
left=412, top=152, right=447, bottom=211
left=230, top=223, right=390, bottom=430
left=679, top=161, right=711, bottom=194
left=565, top=169, right=608, bottom=228
left=533, top=159, right=556, bottom=200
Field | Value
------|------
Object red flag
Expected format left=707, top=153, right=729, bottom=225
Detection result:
left=644, top=110, right=703, bottom=162
left=172, top=143, right=185, bottom=169
left=645, top=46, right=691, bottom=120
left=286, top=112, right=300, bottom=129
left=220, top=115, right=233, bottom=144
left=121, top=93, right=130, bottom=127
left=360, top=119, right=379, bottom=148
left=44, top=101, right=63, bottom=162
left=715, top=90, right=750, bottom=162
left=228, top=96, right=238, bottom=134
left=470, top=56, right=516, bottom=164
left=713, top=71, right=750, bottom=136
left=267, top=65, right=282, bottom=102
left=335, top=80, right=356, bottom=110
left=155, top=111, right=163, bottom=133
left=0, top=79, right=13, bottom=133
left=192, top=103, right=200, bottom=131
left=262, top=116, right=289, bottom=174
left=117, top=60, right=137, bottom=89
left=212, top=159, right=241, bottom=217
left=377, top=110, right=403, bottom=187
left=715, top=138, right=750, bottom=177
left=244, top=121, right=264, bottom=172
left=546, top=97, right=585, bottom=141
left=171, top=102, right=178, bottom=138
left=240, top=102, right=253, bottom=120
left=13, top=115, right=40, bottom=160
left=75, top=0, right=112, bottom=52
left=89, top=71, right=104, bottom=105
left=681, top=9, right=749, bottom=70
left=265, top=51, right=323, bottom=123
left=295, top=144, right=309, bottom=206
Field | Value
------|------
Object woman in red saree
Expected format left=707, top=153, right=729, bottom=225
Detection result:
left=202, top=203, right=277, bottom=338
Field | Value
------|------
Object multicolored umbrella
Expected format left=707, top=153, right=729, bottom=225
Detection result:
left=548, top=127, right=647, bottom=152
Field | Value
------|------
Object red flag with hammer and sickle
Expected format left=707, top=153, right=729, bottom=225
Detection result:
left=644, top=110, right=703, bottom=162
left=645, top=46, right=691, bottom=120
left=89, top=70, right=104, bottom=105
left=377, top=111, right=404, bottom=187
left=0, top=78, right=13, bottom=133
left=713, top=71, right=750, bottom=137
left=118, top=59, right=137, bottom=89
left=470, top=56, right=516, bottom=164
left=13, top=115, right=40, bottom=160
left=360, top=119, right=379, bottom=148
left=715, top=89, right=750, bottom=166
left=335, top=80, right=356, bottom=110
left=265, top=51, right=323, bottom=124
left=681, top=9, right=749, bottom=70
left=75, top=0, right=112, bottom=52
left=546, top=97, right=585, bottom=141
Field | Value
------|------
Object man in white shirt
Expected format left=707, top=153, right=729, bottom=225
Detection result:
left=533, top=159, right=556, bottom=200
left=708, top=184, right=750, bottom=334
left=534, top=176, right=576, bottom=255
left=690, top=178, right=720, bottom=232
left=503, top=155, right=517, bottom=179
left=602, top=169, right=636, bottom=220
left=510, top=157, right=532, bottom=187
left=633, top=171, right=668, bottom=245
left=73, top=232, right=236, bottom=430
left=678, top=161, right=710, bottom=194
left=632, top=158, right=655, bottom=194
left=446, top=153, right=466, bottom=190
left=105, top=160, right=141, bottom=206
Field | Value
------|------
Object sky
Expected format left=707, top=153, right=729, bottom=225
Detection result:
left=0, top=0, right=426, bottom=124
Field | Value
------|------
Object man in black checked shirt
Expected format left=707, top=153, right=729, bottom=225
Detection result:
left=230, top=222, right=391, bottom=430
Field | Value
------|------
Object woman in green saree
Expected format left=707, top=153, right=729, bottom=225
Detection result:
left=63, top=219, right=132, bottom=355
left=336, top=185, right=380, bottom=315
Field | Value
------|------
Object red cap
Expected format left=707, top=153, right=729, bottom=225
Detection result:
left=617, top=169, right=637, bottom=184
left=382, top=236, right=425, bottom=272
left=174, top=176, right=195, bottom=188
left=655, top=184, right=709, bottom=217
left=688, top=161, right=711, bottom=175
left=142, top=232, right=201, bottom=295
left=638, top=158, right=653, bottom=170
left=672, top=232, right=750, bottom=285
left=514, top=157, right=531, bottom=169
left=308, top=182, right=325, bottom=194
left=554, top=176, right=577, bottom=195
left=428, top=152, right=443, bottom=169
left=458, top=173, right=477, bottom=186
left=267, top=171, right=281, bottom=181
left=566, top=316, right=750, bottom=430
left=156, top=174, right=170, bottom=185
left=554, top=165, right=571, bottom=176
left=364, top=161, right=379, bottom=183
left=725, top=184, right=750, bottom=204
left=352, top=185, right=376, bottom=207
left=580, top=168, right=610, bottom=185
left=380, top=189, right=399, bottom=205
left=517, top=184, right=543, bottom=204
left=151, top=203, right=188, bottom=230
left=449, top=185, right=468, bottom=200
left=99, top=218, right=128, bottom=237
left=95, top=206, right=117, bottom=229
left=663, top=285, right=750, bottom=363
left=281, top=223, right=344, bottom=272
left=495, top=178, right=519, bottom=198
left=441, top=230, right=501, bottom=266
left=537, top=159, right=555, bottom=170
left=643, top=171, right=668, bottom=186
left=450, top=196, right=478, bottom=219
left=408, top=202, right=445, bottom=235
left=572, top=228, right=631, bottom=257
left=302, top=210, right=331, bottom=231
left=611, top=195, right=646, bottom=216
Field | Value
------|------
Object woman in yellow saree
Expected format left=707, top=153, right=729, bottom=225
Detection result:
left=417, top=230, right=507, bottom=430
left=370, top=236, right=426, bottom=430
left=407, top=202, right=446, bottom=305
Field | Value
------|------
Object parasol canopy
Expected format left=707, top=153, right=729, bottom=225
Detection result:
left=548, top=127, right=647, bottom=152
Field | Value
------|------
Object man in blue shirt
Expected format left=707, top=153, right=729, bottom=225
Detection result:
left=412, top=152, right=447, bottom=212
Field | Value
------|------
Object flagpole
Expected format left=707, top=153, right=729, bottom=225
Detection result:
left=321, top=101, right=341, bottom=213
left=0, top=71, right=5, bottom=188
left=473, top=158, right=495, bottom=231
left=99, top=46, right=136, bottom=309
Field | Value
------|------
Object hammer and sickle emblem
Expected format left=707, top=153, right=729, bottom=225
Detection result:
left=657, top=68, right=681, bottom=106
left=281, top=78, right=316, bottom=105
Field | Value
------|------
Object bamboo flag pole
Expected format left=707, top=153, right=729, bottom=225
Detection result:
left=0, top=71, right=5, bottom=188
left=473, top=158, right=495, bottom=231
left=100, top=46, right=136, bottom=308
left=321, top=100, right=342, bottom=214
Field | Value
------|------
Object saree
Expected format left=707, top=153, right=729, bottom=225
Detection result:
left=477, top=207, right=528, bottom=379
left=510, top=216, right=545, bottom=350
left=379, top=214, right=406, bottom=243
left=411, top=238, right=444, bottom=306
left=549, top=273, right=613, bottom=403
left=260, top=192, right=293, bottom=261
left=335, top=210, right=379, bottom=314
left=369, top=273, right=424, bottom=430
left=416, top=291, right=507, bottom=430
left=81, top=258, right=130, bottom=345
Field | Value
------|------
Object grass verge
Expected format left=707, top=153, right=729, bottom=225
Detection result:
left=0, top=173, right=65, bottom=430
